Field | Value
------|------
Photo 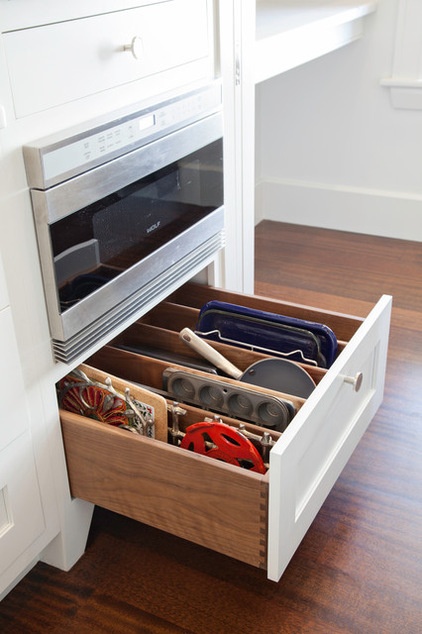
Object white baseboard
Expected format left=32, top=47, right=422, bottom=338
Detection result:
left=255, top=179, right=422, bottom=242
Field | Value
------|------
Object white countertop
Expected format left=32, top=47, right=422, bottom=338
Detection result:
left=255, top=0, right=377, bottom=83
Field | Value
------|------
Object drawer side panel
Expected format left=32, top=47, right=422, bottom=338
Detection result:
left=61, top=412, right=268, bottom=569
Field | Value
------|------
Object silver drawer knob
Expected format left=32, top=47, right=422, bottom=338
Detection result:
left=343, top=371, right=363, bottom=392
left=123, top=36, right=144, bottom=60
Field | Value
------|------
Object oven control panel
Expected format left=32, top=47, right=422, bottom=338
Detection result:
left=23, top=81, right=222, bottom=190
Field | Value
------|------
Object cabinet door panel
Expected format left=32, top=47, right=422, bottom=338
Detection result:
left=0, top=256, right=8, bottom=311
left=267, top=295, right=392, bottom=582
left=0, top=308, right=28, bottom=451
left=0, top=432, right=46, bottom=574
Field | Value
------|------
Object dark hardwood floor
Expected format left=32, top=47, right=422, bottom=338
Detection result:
left=1, top=221, right=421, bottom=633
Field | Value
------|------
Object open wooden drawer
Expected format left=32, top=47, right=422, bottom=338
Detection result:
left=59, top=283, right=392, bottom=582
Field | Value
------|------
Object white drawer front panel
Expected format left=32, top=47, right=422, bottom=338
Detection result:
left=4, top=0, right=211, bottom=117
left=267, top=295, right=392, bottom=582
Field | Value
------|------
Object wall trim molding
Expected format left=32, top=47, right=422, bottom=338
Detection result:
left=255, top=178, right=422, bottom=242
left=381, top=0, right=422, bottom=109
left=380, top=78, right=422, bottom=110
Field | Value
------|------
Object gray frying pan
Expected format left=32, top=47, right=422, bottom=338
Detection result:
left=179, top=328, right=315, bottom=398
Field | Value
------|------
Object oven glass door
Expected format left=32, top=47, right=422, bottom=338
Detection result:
left=51, top=139, right=223, bottom=313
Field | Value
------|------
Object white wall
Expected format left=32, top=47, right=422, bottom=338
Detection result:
left=255, top=0, right=422, bottom=241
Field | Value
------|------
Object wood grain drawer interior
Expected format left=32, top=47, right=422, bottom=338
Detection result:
left=59, top=282, right=390, bottom=576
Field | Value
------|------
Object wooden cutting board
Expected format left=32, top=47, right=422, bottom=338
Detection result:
left=79, top=363, right=168, bottom=442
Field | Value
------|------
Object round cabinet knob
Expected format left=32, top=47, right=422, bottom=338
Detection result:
left=343, top=371, right=363, bottom=392
left=123, top=36, right=143, bottom=60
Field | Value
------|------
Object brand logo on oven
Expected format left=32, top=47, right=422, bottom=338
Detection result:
left=146, top=221, right=161, bottom=234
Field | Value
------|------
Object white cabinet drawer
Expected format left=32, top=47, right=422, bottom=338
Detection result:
left=59, top=283, right=391, bottom=581
left=3, top=0, right=212, bottom=117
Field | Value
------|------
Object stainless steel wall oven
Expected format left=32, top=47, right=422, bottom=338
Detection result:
left=23, top=82, right=224, bottom=363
